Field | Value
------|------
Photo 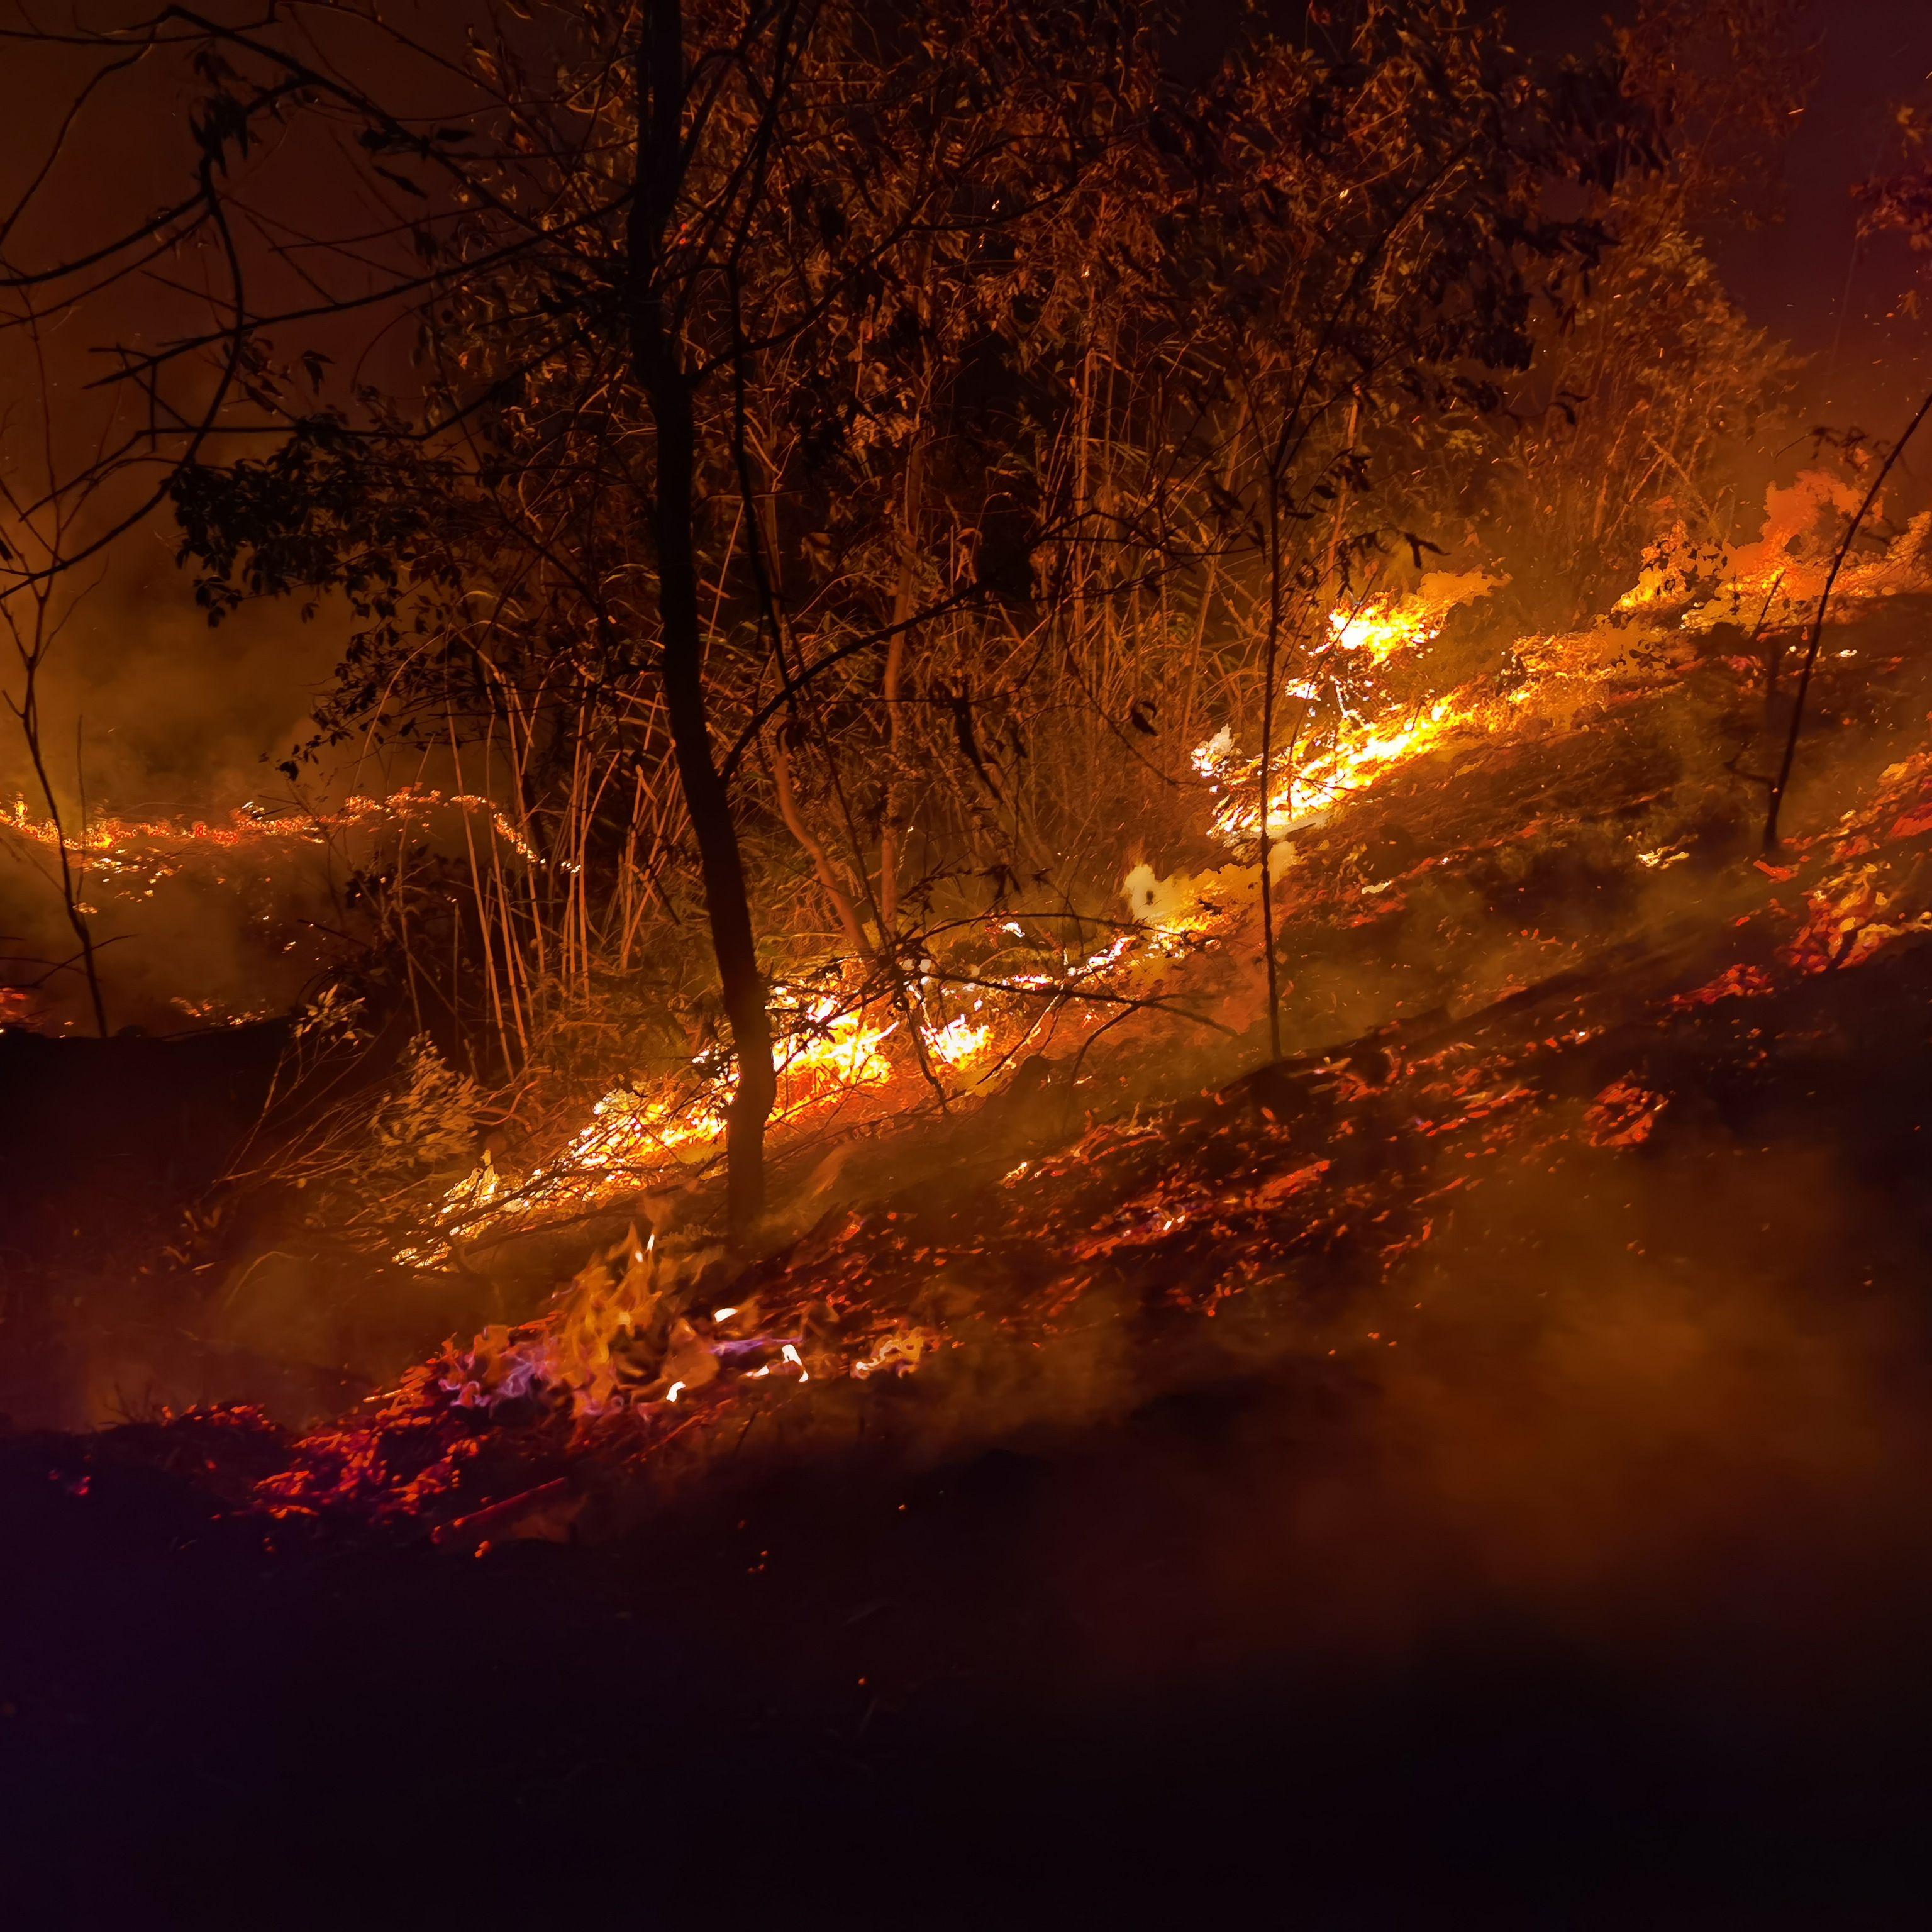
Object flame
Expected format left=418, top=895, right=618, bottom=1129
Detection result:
left=24, top=492, right=1932, bottom=1493
left=429, top=996, right=1000, bottom=1245
left=851, top=1328, right=943, bottom=1379
left=779, top=1001, right=896, bottom=1089
left=64, top=519, right=1932, bottom=1290
left=1616, top=474, right=1932, bottom=625
left=3, top=786, right=541, bottom=882
left=423, top=584, right=1503, bottom=1257
left=926, top=1014, right=991, bottom=1067
left=355, top=514, right=1932, bottom=1433
left=1287, top=696, right=1465, bottom=822
left=1202, top=693, right=1471, bottom=846
left=1326, top=596, right=1438, bottom=662
left=1326, top=572, right=1494, bottom=660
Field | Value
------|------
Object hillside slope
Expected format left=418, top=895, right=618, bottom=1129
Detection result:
left=11, top=592, right=1932, bottom=1919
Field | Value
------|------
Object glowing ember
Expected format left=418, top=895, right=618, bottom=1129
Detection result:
left=3, top=786, right=541, bottom=882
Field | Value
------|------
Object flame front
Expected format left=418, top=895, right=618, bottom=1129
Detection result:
left=31, top=483, right=1932, bottom=1313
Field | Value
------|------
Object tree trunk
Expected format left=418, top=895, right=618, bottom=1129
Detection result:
left=771, top=733, right=874, bottom=960
left=1765, top=382, right=1932, bottom=851
left=631, top=0, right=775, bottom=1246
left=1257, top=474, right=1285, bottom=1062
left=875, top=454, right=920, bottom=943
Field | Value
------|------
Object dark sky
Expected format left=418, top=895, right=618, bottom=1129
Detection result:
left=1507, top=0, right=1932, bottom=422
left=1712, top=0, right=1931, bottom=413
left=4, top=0, right=1931, bottom=826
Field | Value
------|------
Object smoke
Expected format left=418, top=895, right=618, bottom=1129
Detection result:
left=690, top=1058, right=1932, bottom=1780
left=512, top=980, right=1932, bottom=1925
left=50, top=543, right=340, bottom=812
left=0, top=525, right=354, bottom=1030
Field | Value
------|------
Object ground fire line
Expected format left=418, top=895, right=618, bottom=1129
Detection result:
left=34, top=557, right=1932, bottom=1544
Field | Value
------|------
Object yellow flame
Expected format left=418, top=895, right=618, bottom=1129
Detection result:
left=430, top=996, right=1007, bottom=1246
left=3, top=787, right=541, bottom=877
left=1327, top=596, right=1438, bottom=662
left=927, top=1014, right=991, bottom=1067
left=778, top=1002, right=895, bottom=1087
left=1204, top=694, right=1469, bottom=845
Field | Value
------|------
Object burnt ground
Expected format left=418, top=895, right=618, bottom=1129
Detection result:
left=10, top=619, right=1932, bottom=1925
left=0, top=1017, right=418, bottom=1431
left=8, top=935, right=1932, bottom=1926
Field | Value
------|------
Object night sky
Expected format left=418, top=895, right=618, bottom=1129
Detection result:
left=1, top=0, right=1928, bottom=823
left=1507, top=0, right=1932, bottom=414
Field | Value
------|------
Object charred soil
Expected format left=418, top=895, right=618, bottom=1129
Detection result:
left=13, top=606, right=1932, bottom=1923
left=10, top=924, right=1932, bottom=1920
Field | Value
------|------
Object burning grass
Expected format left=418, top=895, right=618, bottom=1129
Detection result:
left=17, top=475, right=1932, bottom=1492
left=58, top=638, right=1932, bottom=1546
left=377, top=537, right=1838, bottom=1263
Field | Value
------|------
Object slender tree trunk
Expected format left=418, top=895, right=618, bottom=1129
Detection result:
left=631, top=0, right=775, bottom=1246
left=1319, top=392, right=1362, bottom=590
left=11, top=631, right=108, bottom=1036
left=1258, top=478, right=1284, bottom=1062
left=875, top=438, right=922, bottom=943
left=770, top=734, right=872, bottom=958
left=1765, top=382, right=1932, bottom=852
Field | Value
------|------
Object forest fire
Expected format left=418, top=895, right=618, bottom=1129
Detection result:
left=174, top=475, right=1932, bottom=1494
left=4, top=787, right=543, bottom=880
left=9, top=0, right=1932, bottom=1918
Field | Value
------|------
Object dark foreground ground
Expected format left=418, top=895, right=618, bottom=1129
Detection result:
left=9, top=965, right=1932, bottom=1928
left=11, top=630, right=1932, bottom=1926
left=8, top=1292, right=1932, bottom=1929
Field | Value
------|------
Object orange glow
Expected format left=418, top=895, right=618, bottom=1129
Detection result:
left=1326, top=595, right=1438, bottom=662
left=926, top=1014, right=992, bottom=1067
left=3, top=787, right=541, bottom=880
